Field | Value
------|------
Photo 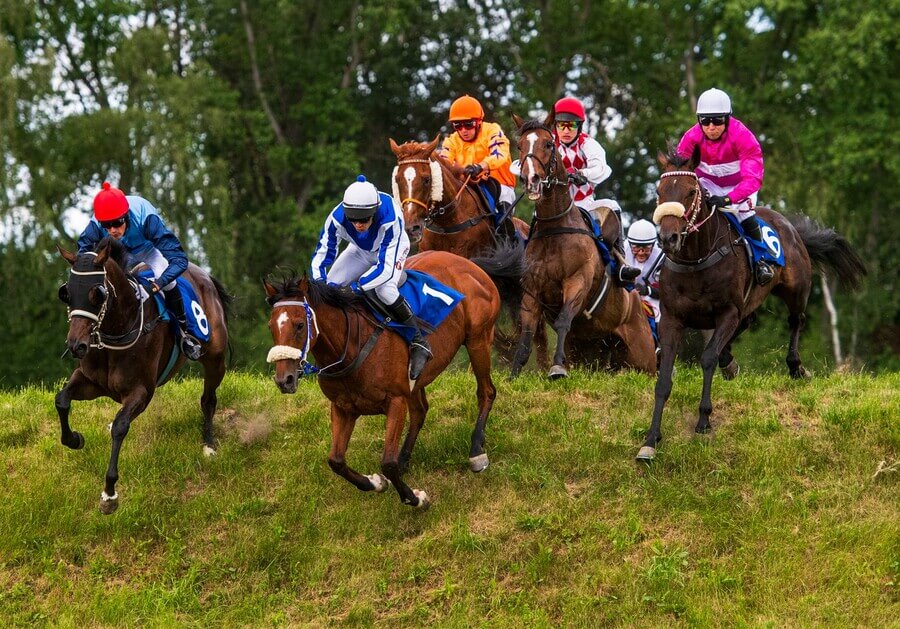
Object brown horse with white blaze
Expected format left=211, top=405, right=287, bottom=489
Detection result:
left=265, top=250, right=500, bottom=509
left=637, top=151, right=867, bottom=462
left=56, top=237, right=230, bottom=514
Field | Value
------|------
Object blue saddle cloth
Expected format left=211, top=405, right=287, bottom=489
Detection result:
left=477, top=182, right=497, bottom=213
left=136, top=271, right=212, bottom=342
left=354, top=270, right=464, bottom=343
left=723, top=213, right=786, bottom=267
left=577, top=207, right=615, bottom=269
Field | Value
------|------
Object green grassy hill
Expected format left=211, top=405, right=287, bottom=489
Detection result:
left=1, top=369, right=897, bottom=626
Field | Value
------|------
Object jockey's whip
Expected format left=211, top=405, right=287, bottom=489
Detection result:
left=496, top=191, right=526, bottom=227
left=454, top=174, right=472, bottom=203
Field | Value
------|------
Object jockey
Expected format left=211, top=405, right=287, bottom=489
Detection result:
left=311, top=175, right=432, bottom=381
left=437, top=94, right=517, bottom=233
left=77, top=182, right=202, bottom=360
left=676, top=87, right=774, bottom=285
left=624, top=219, right=665, bottom=322
left=553, top=96, right=640, bottom=283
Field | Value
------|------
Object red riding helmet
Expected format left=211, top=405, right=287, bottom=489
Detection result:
left=554, top=96, right=586, bottom=122
left=93, top=182, right=129, bottom=221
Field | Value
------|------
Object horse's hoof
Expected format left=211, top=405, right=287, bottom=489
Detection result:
left=366, top=473, right=391, bottom=493
left=548, top=365, right=568, bottom=380
left=469, top=453, right=489, bottom=473
left=202, top=445, right=217, bottom=457
left=695, top=425, right=712, bottom=435
left=635, top=446, right=656, bottom=463
left=412, top=489, right=430, bottom=510
left=721, top=359, right=740, bottom=380
left=792, top=366, right=812, bottom=380
left=99, top=491, right=119, bottom=515
left=64, top=431, right=85, bottom=450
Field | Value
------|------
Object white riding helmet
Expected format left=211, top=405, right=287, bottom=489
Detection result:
left=627, top=219, right=658, bottom=246
left=342, top=175, right=380, bottom=220
left=696, top=88, right=732, bottom=116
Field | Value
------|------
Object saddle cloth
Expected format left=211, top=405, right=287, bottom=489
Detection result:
left=136, top=271, right=212, bottom=341
left=722, top=213, right=786, bottom=267
left=353, top=270, right=464, bottom=343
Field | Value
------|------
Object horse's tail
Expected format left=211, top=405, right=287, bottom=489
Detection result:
left=470, top=239, right=525, bottom=312
left=789, top=215, right=867, bottom=291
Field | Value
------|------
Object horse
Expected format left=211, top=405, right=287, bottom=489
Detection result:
left=509, top=114, right=657, bottom=379
left=637, top=150, right=867, bottom=461
left=264, top=250, right=500, bottom=509
left=56, top=237, right=231, bottom=514
left=390, top=135, right=547, bottom=368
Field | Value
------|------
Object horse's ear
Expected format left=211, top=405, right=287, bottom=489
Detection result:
left=263, top=280, right=278, bottom=299
left=542, top=111, right=554, bottom=128
left=299, top=274, right=310, bottom=294
left=512, top=113, right=525, bottom=130
left=57, top=244, right=76, bottom=266
left=425, top=133, right=441, bottom=154
left=657, top=151, right=670, bottom=169
left=94, top=241, right=110, bottom=266
left=389, top=138, right=401, bottom=156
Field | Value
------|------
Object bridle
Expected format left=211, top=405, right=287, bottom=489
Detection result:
left=64, top=253, right=156, bottom=351
left=518, top=126, right=569, bottom=191
left=658, top=170, right=715, bottom=236
left=395, top=157, right=488, bottom=233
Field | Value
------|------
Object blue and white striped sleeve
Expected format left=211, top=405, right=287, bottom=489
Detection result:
left=310, top=212, right=343, bottom=281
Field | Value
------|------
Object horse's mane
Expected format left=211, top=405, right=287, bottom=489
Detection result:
left=665, top=145, right=700, bottom=170
left=268, top=274, right=364, bottom=310
left=517, top=119, right=552, bottom=137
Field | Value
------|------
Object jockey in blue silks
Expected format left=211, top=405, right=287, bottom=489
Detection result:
left=77, top=182, right=202, bottom=360
left=311, top=175, right=432, bottom=381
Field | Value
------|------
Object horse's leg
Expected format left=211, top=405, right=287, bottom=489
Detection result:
left=718, top=314, right=755, bottom=379
left=786, top=311, right=810, bottom=378
left=400, top=388, right=428, bottom=473
left=637, top=317, right=685, bottom=462
left=534, top=321, right=550, bottom=372
left=381, top=397, right=429, bottom=508
left=510, top=292, right=542, bottom=378
left=326, top=404, right=388, bottom=493
left=55, top=368, right=105, bottom=450
left=466, top=336, right=496, bottom=473
left=696, top=310, right=742, bottom=434
left=100, top=386, right=151, bottom=514
left=548, top=278, right=588, bottom=379
left=199, top=356, right=226, bottom=456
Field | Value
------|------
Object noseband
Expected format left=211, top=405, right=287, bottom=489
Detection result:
left=657, top=170, right=714, bottom=235
left=395, top=158, right=454, bottom=223
left=519, top=127, right=568, bottom=190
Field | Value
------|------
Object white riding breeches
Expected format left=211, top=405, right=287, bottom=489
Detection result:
left=327, top=241, right=410, bottom=304
left=132, top=248, right=177, bottom=290
left=700, top=179, right=758, bottom=220
left=499, top=184, right=516, bottom=206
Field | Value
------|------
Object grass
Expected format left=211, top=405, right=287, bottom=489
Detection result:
left=0, top=367, right=897, bottom=626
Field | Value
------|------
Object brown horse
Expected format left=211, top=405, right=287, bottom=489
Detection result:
left=264, top=250, right=500, bottom=509
left=637, top=151, right=867, bottom=461
left=390, top=135, right=547, bottom=367
left=509, top=114, right=657, bottom=379
left=57, top=237, right=230, bottom=513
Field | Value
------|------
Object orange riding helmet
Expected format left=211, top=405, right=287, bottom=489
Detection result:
left=448, top=95, right=485, bottom=122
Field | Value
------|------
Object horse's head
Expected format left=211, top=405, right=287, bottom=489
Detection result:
left=264, top=275, right=319, bottom=394
left=58, top=239, right=123, bottom=358
left=390, top=135, right=444, bottom=244
left=513, top=113, right=559, bottom=200
left=654, top=149, right=705, bottom=255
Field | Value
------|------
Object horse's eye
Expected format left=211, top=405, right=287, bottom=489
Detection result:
left=687, top=188, right=696, bottom=197
left=545, top=141, right=554, bottom=149
left=58, top=283, right=70, bottom=304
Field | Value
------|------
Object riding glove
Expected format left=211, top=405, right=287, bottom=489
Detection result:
left=567, top=171, right=588, bottom=186
left=463, top=164, right=483, bottom=178
left=707, top=194, right=731, bottom=209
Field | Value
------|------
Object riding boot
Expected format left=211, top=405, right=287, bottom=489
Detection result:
left=495, top=201, right=516, bottom=240
left=163, top=287, right=202, bottom=360
left=385, top=295, right=432, bottom=381
left=740, top=216, right=775, bottom=286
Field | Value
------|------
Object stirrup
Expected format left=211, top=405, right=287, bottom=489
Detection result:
left=755, top=262, right=774, bottom=286
left=180, top=334, right=202, bottom=360
left=618, top=265, right=641, bottom=283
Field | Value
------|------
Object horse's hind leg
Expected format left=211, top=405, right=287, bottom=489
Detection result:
left=400, top=389, right=428, bottom=473
left=200, top=356, right=226, bottom=455
left=326, top=405, right=390, bottom=493
left=466, top=337, right=496, bottom=473
left=696, top=311, right=741, bottom=434
left=101, top=387, right=151, bottom=514
left=381, top=397, right=429, bottom=508
left=718, top=315, right=754, bottom=380
left=55, top=369, right=104, bottom=450
left=779, top=281, right=811, bottom=378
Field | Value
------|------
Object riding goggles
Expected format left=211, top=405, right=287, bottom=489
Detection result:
left=555, top=121, right=579, bottom=131
left=99, top=217, right=127, bottom=229
left=699, top=115, right=728, bottom=127
left=452, top=120, right=479, bottom=131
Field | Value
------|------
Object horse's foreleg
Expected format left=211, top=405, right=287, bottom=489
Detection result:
left=400, top=389, right=428, bottom=473
left=549, top=279, right=588, bottom=379
left=637, top=317, right=685, bottom=462
left=534, top=322, right=550, bottom=372
left=381, top=397, right=428, bottom=508
left=101, top=386, right=151, bottom=514
left=466, top=337, right=496, bottom=473
left=697, top=310, right=741, bottom=434
left=510, top=293, right=542, bottom=378
left=55, top=368, right=104, bottom=450
left=200, top=357, right=226, bottom=455
left=326, top=405, right=383, bottom=492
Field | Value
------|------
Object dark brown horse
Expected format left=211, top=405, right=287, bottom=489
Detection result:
left=509, top=114, right=657, bottom=379
left=390, top=135, right=547, bottom=367
left=637, top=151, right=867, bottom=461
left=57, top=237, right=230, bottom=513
left=264, top=250, right=500, bottom=509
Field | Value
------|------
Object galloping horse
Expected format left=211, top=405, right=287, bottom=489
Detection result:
left=390, top=135, right=547, bottom=367
left=510, top=114, right=657, bottom=378
left=637, top=151, right=867, bottom=461
left=57, top=237, right=230, bottom=513
left=265, top=250, right=500, bottom=509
